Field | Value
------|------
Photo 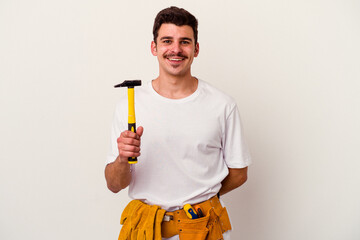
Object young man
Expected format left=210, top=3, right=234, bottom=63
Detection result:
left=105, top=6, right=251, bottom=240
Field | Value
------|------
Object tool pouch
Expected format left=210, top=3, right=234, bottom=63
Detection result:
left=177, top=210, right=210, bottom=240
left=177, top=207, right=232, bottom=240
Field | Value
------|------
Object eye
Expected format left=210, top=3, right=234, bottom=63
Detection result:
left=181, top=40, right=190, bottom=45
left=162, top=40, right=171, bottom=44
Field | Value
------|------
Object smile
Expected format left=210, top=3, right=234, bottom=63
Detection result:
left=168, top=58, right=184, bottom=61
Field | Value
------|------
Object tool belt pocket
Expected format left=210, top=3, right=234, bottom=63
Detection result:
left=178, top=206, right=232, bottom=240
left=177, top=213, right=210, bottom=240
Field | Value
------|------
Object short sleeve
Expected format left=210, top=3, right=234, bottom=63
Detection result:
left=222, top=104, right=252, bottom=168
left=106, top=102, right=127, bottom=165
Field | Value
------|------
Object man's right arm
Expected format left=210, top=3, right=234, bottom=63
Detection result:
left=105, top=126, right=143, bottom=193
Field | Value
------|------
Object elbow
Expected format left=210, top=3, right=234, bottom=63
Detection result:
left=234, top=169, right=248, bottom=188
left=107, top=184, right=122, bottom=193
left=238, top=174, right=248, bottom=187
left=106, top=177, right=128, bottom=193
left=233, top=175, right=247, bottom=189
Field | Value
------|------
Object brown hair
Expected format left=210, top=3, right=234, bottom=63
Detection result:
left=153, top=6, right=198, bottom=44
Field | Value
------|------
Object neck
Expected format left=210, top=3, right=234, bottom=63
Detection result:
left=152, top=74, right=198, bottom=99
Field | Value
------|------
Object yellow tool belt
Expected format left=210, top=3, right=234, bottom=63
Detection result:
left=118, top=195, right=232, bottom=240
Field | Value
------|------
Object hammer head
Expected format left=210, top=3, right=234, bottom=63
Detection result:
left=114, top=80, right=142, bottom=88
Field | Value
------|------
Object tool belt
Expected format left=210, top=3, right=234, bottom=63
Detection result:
left=118, top=195, right=232, bottom=240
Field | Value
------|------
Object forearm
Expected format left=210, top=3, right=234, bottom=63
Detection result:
left=105, top=127, right=143, bottom=193
left=219, top=167, right=248, bottom=196
left=105, top=156, right=132, bottom=193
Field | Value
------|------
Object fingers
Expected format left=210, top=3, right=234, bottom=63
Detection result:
left=118, top=147, right=141, bottom=158
left=118, top=142, right=140, bottom=152
left=118, top=133, right=141, bottom=145
left=119, top=130, right=140, bottom=140
left=117, top=127, right=143, bottom=161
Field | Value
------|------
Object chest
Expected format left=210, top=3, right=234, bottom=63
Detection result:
left=136, top=100, right=226, bottom=149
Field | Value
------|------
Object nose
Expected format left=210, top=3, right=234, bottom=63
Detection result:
left=171, top=41, right=182, bottom=54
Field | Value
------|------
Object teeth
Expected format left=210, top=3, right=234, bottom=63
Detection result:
left=169, top=58, right=183, bottom=61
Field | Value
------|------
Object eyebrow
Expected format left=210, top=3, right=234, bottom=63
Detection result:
left=160, top=36, right=193, bottom=42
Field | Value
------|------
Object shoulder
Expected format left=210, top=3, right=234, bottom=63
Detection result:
left=198, top=79, right=237, bottom=109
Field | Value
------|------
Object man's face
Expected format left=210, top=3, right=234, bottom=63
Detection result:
left=151, top=23, right=199, bottom=78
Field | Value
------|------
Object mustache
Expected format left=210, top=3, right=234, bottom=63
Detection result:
left=164, top=53, right=188, bottom=59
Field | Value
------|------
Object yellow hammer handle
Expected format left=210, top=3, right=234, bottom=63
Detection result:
left=127, top=87, right=137, bottom=164
left=128, top=87, right=136, bottom=124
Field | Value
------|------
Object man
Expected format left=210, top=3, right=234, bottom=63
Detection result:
left=105, top=6, right=251, bottom=240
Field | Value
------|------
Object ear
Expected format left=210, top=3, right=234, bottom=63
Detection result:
left=194, top=42, right=199, bottom=57
left=151, top=41, right=157, bottom=56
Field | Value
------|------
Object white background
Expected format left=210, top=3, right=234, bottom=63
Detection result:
left=1, top=0, right=359, bottom=239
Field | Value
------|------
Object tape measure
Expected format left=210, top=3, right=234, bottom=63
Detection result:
left=183, top=204, right=199, bottom=219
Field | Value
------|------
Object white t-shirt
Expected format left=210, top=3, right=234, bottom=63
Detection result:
left=107, top=79, right=251, bottom=211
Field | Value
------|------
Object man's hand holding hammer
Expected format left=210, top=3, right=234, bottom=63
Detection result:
left=105, top=126, right=144, bottom=193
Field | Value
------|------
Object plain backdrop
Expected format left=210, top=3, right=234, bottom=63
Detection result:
left=1, top=0, right=359, bottom=239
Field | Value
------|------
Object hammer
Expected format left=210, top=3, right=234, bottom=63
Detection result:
left=114, top=80, right=142, bottom=164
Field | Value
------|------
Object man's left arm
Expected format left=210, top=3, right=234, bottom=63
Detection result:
left=219, top=167, right=248, bottom=196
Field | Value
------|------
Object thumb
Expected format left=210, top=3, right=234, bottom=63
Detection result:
left=136, top=126, right=144, bottom=137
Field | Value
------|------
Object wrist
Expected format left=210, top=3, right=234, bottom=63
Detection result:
left=116, top=155, right=130, bottom=164
left=114, top=156, right=131, bottom=172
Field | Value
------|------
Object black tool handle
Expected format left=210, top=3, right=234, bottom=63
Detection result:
left=128, top=123, right=138, bottom=164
